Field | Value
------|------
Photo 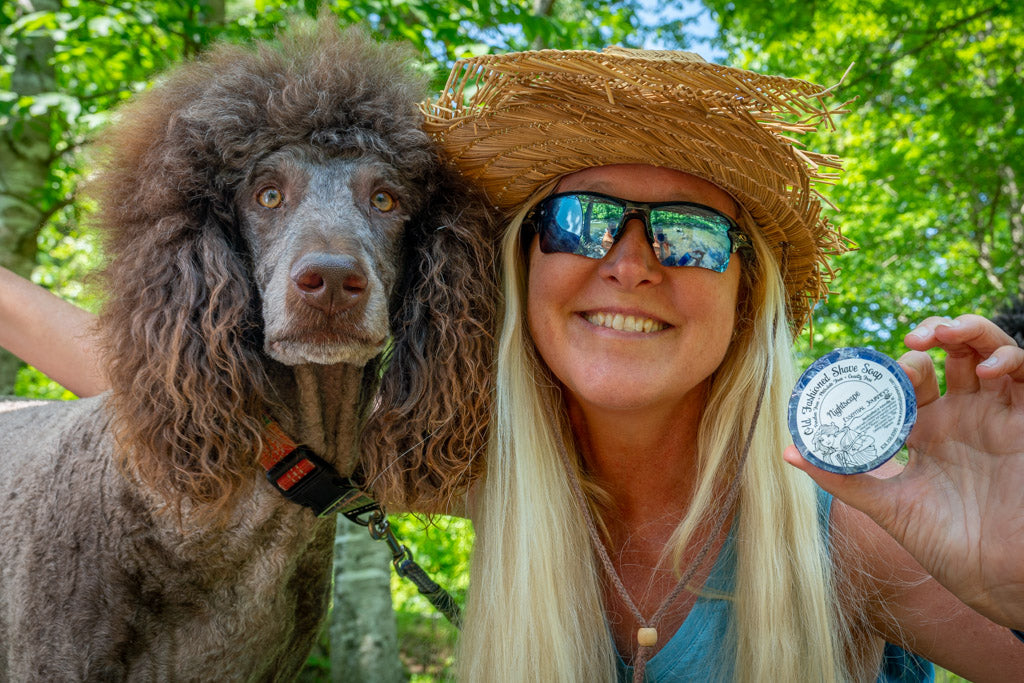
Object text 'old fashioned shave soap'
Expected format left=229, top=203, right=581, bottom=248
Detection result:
left=788, top=347, right=916, bottom=474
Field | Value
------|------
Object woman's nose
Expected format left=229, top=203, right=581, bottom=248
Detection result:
left=598, top=218, right=663, bottom=288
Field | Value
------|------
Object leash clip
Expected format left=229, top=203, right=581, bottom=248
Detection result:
left=361, top=511, right=463, bottom=628
left=365, top=511, right=414, bottom=576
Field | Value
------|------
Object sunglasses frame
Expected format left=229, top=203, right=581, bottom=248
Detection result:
left=526, top=191, right=750, bottom=272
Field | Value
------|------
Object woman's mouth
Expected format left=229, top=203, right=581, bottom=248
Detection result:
left=583, top=311, right=667, bottom=333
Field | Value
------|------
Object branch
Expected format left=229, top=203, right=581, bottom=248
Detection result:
left=973, top=177, right=1008, bottom=294
left=976, top=237, right=1006, bottom=293
left=533, top=0, right=555, bottom=15
left=33, top=193, right=75, bottom=234
left=1002, top=165, right=1024, bottom=295
left=980, top=176, right=1003, bottom=239
left=842, top=5, right=1001, bottom=92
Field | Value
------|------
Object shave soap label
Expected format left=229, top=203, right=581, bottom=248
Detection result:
left=788, top=347, right=917, bottom=474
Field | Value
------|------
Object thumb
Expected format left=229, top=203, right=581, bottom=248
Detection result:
left=783, top=445, right=895, bottom=524
left=898, top=350, right=940, bottom=407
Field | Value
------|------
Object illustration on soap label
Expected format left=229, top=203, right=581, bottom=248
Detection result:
left=791, top=351, right=912, bottom=474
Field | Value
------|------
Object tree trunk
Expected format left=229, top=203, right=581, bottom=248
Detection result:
left=531, top=0, right=557, bottom=49
left=204, top=0, right=226, bottom=25
left=0, top=0, right=60, bottom=393
left=331, top=516, right=405, bottom=682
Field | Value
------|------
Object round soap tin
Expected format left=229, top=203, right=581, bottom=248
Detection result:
left=788, top=347, right=916, bottom=475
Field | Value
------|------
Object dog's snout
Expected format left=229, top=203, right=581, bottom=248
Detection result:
left=290, top=253, right=368, bottom=314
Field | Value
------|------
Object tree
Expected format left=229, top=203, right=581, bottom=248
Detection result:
left=0, top=0, right=234, bottom=393
left=0, top=0, right=60, bottom=393
left=331, top=518, right=404, bottom=683
left=1, top=1, right=705, bottom=678
left=702, top=0, right=1024, bottom=362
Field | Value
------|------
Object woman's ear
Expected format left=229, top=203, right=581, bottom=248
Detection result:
left=360, top=172, right=500, bottom=512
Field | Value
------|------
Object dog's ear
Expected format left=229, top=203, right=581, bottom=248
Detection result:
left=94, top=62, right=271, bottom=520
left=360, top=169, right=499, bottom=513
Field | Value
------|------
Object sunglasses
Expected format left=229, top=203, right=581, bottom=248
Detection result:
left=526, top=191, right=749, bottom=273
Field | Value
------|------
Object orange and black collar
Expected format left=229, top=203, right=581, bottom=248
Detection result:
left=261, top=419, right=378, bottom=520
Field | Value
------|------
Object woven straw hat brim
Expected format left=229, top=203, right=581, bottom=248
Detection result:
left=423, top=47, right=851, bottom=331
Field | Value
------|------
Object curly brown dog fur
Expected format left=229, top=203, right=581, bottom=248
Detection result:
left=0, top=19, right=495, bottom=681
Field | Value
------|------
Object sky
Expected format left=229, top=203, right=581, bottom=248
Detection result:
left=637, top=0, right=725, bottom=60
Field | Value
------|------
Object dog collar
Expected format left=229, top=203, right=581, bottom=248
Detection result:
left=260, top=419, right=378, bottom=520
left=260, top=419, right=464, bottom=627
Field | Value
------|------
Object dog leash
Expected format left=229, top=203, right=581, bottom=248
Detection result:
left=260, top=419, right=463, bottom=628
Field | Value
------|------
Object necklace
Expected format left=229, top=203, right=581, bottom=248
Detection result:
left=557, top=369, right=769, bottom=682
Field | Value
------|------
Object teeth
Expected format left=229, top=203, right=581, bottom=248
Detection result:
left=585, top=312, right=665, bottom=333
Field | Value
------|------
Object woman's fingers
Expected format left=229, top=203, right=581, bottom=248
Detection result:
left=783, top=445, right=893, bottom=524
left=976, top=344, right=1024, bottom=383
left=898, top=350, right=941, bottom=407
left=905, top=315, right=1018, bottom=394
left=903, top=315, right=951, bottom=348
left=906, top=315, right=1014, bottom=355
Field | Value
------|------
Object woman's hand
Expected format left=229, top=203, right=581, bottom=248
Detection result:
left=785, top=314, right=1024, bottom=628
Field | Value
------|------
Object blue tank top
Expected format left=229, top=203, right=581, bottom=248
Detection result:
left=614, top=487, right=935, bottom=682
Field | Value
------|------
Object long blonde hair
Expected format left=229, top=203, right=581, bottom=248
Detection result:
left=456, top=201, right=850, bottom=681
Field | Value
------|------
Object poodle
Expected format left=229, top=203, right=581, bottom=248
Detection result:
left=0, top=19, right=496, bottom=681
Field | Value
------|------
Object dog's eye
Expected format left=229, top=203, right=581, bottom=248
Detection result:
left=257, top=187, right=283, bottom=209
left=371, top=191, right=396, bottom=212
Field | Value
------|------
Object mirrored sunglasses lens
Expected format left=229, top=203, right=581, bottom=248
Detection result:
left=538, top=195, right=584, bottom=254
left=540, top=195, right=624, bottom=259
left=580, top=196, right=623, bottom=258
left=650, top=209, right=734, bottom=272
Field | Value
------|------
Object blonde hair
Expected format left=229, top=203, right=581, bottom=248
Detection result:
left=457, top=201, right=852, bottom=681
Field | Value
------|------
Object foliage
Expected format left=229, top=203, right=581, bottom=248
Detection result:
left=3, top=1, right=1018, bottom=680
left=702, top=0, right=1024, bottom=366
left=390, top=514, right=473, bottom=680
left=0, top=0, right=699, bottom=392
left=14, top=218, right=102, bottom=398
left=0, top=0, right=230, bottom=246
left=282, top=513, right=471, bottom=682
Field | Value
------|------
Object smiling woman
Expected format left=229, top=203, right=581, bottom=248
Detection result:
left=0, top=30, right=1022, bottom=683
left=527, top=166, right=740, bottom=419
left=424, top=46, right=1024, bottom=682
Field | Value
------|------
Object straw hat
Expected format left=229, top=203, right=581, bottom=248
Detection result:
left=422, top=47, right=851, bottom=331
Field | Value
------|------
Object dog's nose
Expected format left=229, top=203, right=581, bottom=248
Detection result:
left=290, top=253, right=368, bottom=314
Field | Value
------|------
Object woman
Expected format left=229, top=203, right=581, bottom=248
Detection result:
left=2, top=46, right=1023, bottom=681
left=420, top=48, right=1024, bottom=680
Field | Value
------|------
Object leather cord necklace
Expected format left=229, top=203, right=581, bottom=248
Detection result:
left=557, top=367, right=770, bottom=682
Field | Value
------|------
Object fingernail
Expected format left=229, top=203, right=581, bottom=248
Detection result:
left=909, top=326, right=931, bottom=338
left=936, top=318, right=961, bottom=328
left=979, top=355, right=1000, bottom=368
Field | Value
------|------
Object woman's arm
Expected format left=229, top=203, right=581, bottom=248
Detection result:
left=831, top=494, right=1024, bottom=681
left=0, top=266, right=107, bottom=397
